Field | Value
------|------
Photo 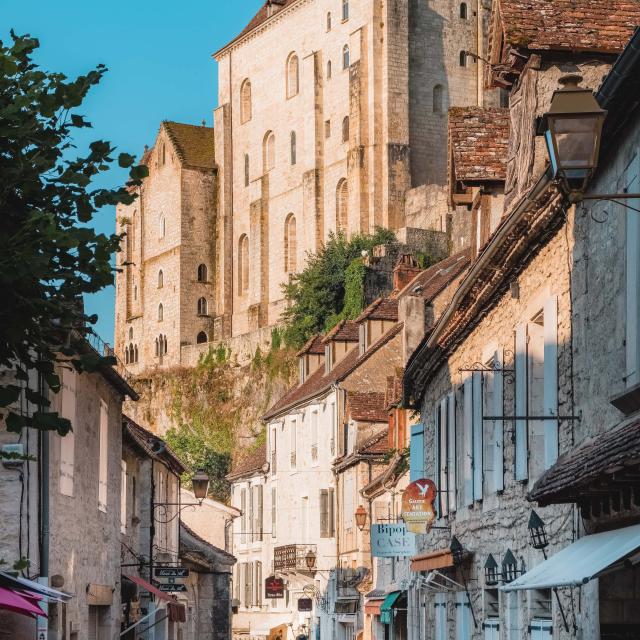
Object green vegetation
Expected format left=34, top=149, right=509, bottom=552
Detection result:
left=0, top=32, right=147, bottom=438
left=282, top=228, right=396, bottom=348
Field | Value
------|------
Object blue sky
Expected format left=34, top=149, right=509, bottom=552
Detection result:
left=2, top=0, right=263, bottom=344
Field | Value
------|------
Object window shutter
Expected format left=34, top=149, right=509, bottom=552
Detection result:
left=506, top=592, right=520, bottom=640
left=410, top=423, right=425, bottom=482
left=249, top=561, right=255, bottom=607
left=434, top=405, right=441, bottom=518
left=515, top=324, right=528, bottom=481
left=455, top=591, right=472, bottom=640
left=243, top=563, right=250, bottom=607
left=271, top=487, right=277, bottom=538
left=483, top=620, right=499, bottom=640
left=472, top=372, right=483, bottom=501
left=447, top=393, right=456, bottom=513
left=98, top=400, right=108, bottom=512
left=240, top=489, right=247, bottom=544
left=529, top=619, right=552, bottom=640
left=439, top=397, right=449, bottom=517
left=625, top=155, right=640, bottom=387
left=543, top=296, right=559, bottom=470
left=328, top=488, right=335, bottom=536
left=463, top=377, right=473, bottom=506
left=434, top=593, right=447, bottom=640
left=257, top=485, right=264, bottom=541
left=249, top=487, right=255, bottom=542
left=256, top=562, right=262, bottom=607
left=493, top=350, right=504, bottom=492
left=120, top=461, right=127, bottom=534
left=320, top=490, right=329, bottom=538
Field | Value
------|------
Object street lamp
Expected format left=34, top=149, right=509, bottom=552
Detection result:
left=542, top=75, right=606, bottom=194
left=355, top=505, right=368, bottom=531
left=305, top=549, right=317, bottom=572
left=501, top=549, right=520, bottom=584
left=484, top=554, right=499, bottom=587
left=528, top=510, right=549, bottom=551
left=191, top=468, right=210, bottom=501
left=450, top=536, right=465, bottom=565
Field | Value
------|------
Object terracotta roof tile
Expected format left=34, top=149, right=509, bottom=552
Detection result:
left=321, top=320, right=360, bottom=344
left=496, top=0, right=639, bottom=53
left=227, top=443, right=267, bottom=480
left=348, top=392, right=389, bottom=423
left=449, top=107, right=510, bottom=183
left=355, top=298, right=399, bottom=323
left=359, top=430, right=390, bottom=455
left=163, top=122, right=215, bottom=169
left=296, top=334, right=325, bottom=357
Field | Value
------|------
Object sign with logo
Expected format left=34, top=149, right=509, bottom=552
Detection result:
left=401, top=478, right=437, bottom=534
left=371, top=523, right=417, bottom=557
left=298, top=597, right=313, bottom=612
left=156, top=583, right=188, bottom=593
left=154, top=567, right=189, bottom=578
left=265, top=576, right=285, bottom=599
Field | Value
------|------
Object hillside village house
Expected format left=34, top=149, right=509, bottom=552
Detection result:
left=403, top=5, right=640, bottom=640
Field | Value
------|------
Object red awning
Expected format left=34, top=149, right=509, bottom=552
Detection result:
left=0, top=587, right=47, bottom=619
left=364, top=598, right=384, bottom=615
left=123, top=575, right=171, bottom=602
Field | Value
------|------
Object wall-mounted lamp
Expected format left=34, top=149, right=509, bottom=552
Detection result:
left=501, top=549, right=520, bottom=584
left=484, top=554, right=500, bottom=587
left=528, top=510, right=549, bottom=551
left=355, top=505, right=368, bottom=531
left=305, top=549, right=317, bottom=572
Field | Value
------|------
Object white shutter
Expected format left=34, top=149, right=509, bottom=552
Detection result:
left=493, top=350, right=504, bottom=492
left=463, top=377, right=473, bottom=505
left=447, top=392, right=457, bottom=512
left=435, top=593, right=447, bottom=640
left=59, top=368, right=76, bottom=497
left=625, top=154, right=640, bottom=387
left=271, top=486, right=277, bottom=539
left=543, top=296, right=558, bottom=469
left=440, top=397, right=449, bottom=517
left=434, top=405, right=441, bottom=518
left=120, top=461, right=127, bottom=534
left=472, top=372, right=483, bottom=501
left=410, top=423, right=425, bottom=482
left=483, top=619, right=499, bottom=640
left=515, top=324, right=528, bottom=481
left=530, top=619, right=552, bottom=640
left=455, top=591, right=472, bottom=640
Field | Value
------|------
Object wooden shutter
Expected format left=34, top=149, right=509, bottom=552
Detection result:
left=439, top=397, right=449, bottom=517
left=257, top=485, right=264, bottom=541
left=472, top=372, right=483, bottom=501
left=434, top=405, right=441, bottom=517
left=455, top=591, right=472, bottom=640
left=515, top=324, right=528, bottom=481
left=463, top=377, right=473, bottom=505
left=410, top=423, right=425, bottom=482
left=320, top=489, right=329, bottom=538
left=328, top=488, right=335, bottom=536
left=435, top=593, right=447, bottom=640
left=493, top=350, right=504, bottom=492
left=447, top=392, right=456, bottom=513
left=240, top=489, right=247, bottom=544
left=543, top=296, right=558, bottom=470
left=249, top=487, right=255, bottom=542
left=256, top=562, right=262, bottom=607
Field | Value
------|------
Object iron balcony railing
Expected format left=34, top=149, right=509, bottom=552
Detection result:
left=273, top=544, right=317, bottom=572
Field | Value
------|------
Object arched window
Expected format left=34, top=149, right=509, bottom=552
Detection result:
left=244, top=154, right=250, bottom=187
left=197, top=264, right=208, bottom=282
left=197, top=297, right=208, bottom=316
left=134, top=285, right=137, bottom=301
left=342, top=45, right=350, bottom=70
left=326, top=12, right=332, bottom=31
left=158, top=269, right=164, bottom=289
left=286, top=53, right=299, bottom=98
left=238, top=234, right=249, bottom=295
left=327, top=60, right=332, bottom=79
left=160, top=216, right=166, bottom=238
left=160, top=143, right=166, bottom=166
left=129, top=327, right=133, bottom=340
left=342, top=0, right=349, bottom=21
left=197, top=331, right=208, bottom=344
left=163, top=335, right=168, bottom=354
left=158, top=303, right=163, bottom=322
left=284, top=213, right=297, bottom=273
left=125, top=345, right=130, bottom=364
left=460, top=2, right=468, bottom=18
left=240, top=79, right=252, bottom=124
left=433, top=84, right=443, bottom=114
left=336, top=179, right=348, bottom=234
left=459, top=51, right=467, bottom=67
left=264, top=131, right=276, bottom=172
left=290, top=131, right=297, bottom=165
left=342, top=116, right=350, bottom=143
left=134, top=345, right=138, bottom=363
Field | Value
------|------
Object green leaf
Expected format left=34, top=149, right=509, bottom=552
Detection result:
left=118, top=152, right=136, bottom=168
left=5, top=412, right=26, bottom=434
left=0, top=385, right=22, bottom=407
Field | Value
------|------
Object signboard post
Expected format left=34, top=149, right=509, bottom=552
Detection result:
left=298, top=598, right=313, bottom=612
left=370, top=523, right=417, bottom=557
left=401, top=479, right=437, bottom=534
left=156, top=583, right=188, bottom=593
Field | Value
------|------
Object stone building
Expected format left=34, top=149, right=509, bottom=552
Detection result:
left=402, top=3, right=640, bottom=639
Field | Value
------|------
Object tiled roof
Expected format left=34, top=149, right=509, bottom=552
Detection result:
left=264, top=323, right=403, bottom=420
left=355, top=298, right=399, bottom=323
left=496, top=0, right=639, bottom=53
left=529, top=417, right=640, bottom=506
left=180, top=522, right=236, bottom=565
left=296, top=334, right=325, bottom=357
left=227, top=443, right=267, bottom=481
left=360, top=430, right=390, bottom=455
left=163, top=122, right=215, bottom=170
left=322, top=320, right=360, bottom=344
left=449, top=107, right=510, bottom=182
left=348, top=392, right=389, bottom=423
left=123, top=415, right=185, bottom=475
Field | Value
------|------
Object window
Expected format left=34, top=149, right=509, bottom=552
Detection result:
left=460, top=2, right=468, bottom=18
left=433, top=84, right=444, bottom=114
left=244, top=153, right=250, bottom=187
left=271, top=428, right=277, bottom=475
left=253, top=485, right=263, bottom=542
left=325, top=120, right=331, bottom=139
left=240, top=79, right=252, bottom=123
left=60, top=368, right=76, bottom=497
left=459, top=51, right=467, bottom=67
left=290, top=131, right=297, bottom=165
left=264, top=131, right=275, bottom=172
left=160, top=142, right=166, bottom=165
left=311, top=410, right=318, bottom=461
left=455, top=592, right=473, bottom=640
left=434, top=593, right=448, bottom=640
left=197, top=297, right=208, bottom=316
left=134, top=285, right=137, bottom=301
left=160, top=216, right=166, bottom=238
left=240, top=488, right=247, bottom=544
left=286, top=53, right=299, bottom=98
left=327, top=60, right=332, bottom=79
left=158, top=270, right=163, bottom=289
left=120, top=460, right=127, bottom=533
left=255, top=562, right=263, bottom=607
left=529, top=620, right=552, bottom=640
left=624, top=155, right=640, bottom=387
left=284, top=213, right=297, bottom=273
left=290, top=418, right=297, bottom=468
left=134, top=345, right=138, bottom=363
left=410, top=423, right=425, bottom=482
left=483, top=350, right=504, bottom=494
left=271, top=486, right=277, bottom=538
left=155, top=337, right=159, bottom=357
left=98, top=399, right=108, bottom=512
left=336, top=178, right=348, bottom=233
left=156, top=334, right=167, bottom=357
left=326, top=11, right=332, bottom=30
left=197, top=331, right=208, bottom=344
left=197, top=264, right=207, bottom=282
left=342, top=116, right=349, bottom=143
left=238, top=234, right=249, bottom=294
left=342, top=45, right=350, bottom=69
left=157, top=303, right=163, bottom=322
left=342, top=0, right=349, bottom=21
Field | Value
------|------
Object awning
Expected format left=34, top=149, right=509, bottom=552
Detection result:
left=123, top=575, right=171, bottom=602
left=0, top=573, right=71, bottom=602
left=410, top=548, right=454, bottom=573
left=0, top=587, right=47, bottom=619
left=380, top=591, right=402, bottom=625
left=364, top=598, right=385, bottom=615
left=502, top=523, right=640, bottom=591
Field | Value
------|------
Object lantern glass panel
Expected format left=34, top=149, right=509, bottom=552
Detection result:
left=549, top=114, right=601, bottom=170
left=191, top=470, right=210, bottom=500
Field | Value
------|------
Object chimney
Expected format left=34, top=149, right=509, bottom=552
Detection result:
left=393, top=254, right=422, bottom=291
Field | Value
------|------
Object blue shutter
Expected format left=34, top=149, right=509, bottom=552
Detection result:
left=447, top=391, right=457, bottom=512
left=543, top=296, right=558, bottom=470
left=410, top=423, right=425, bottom=482
left=530, top=619, right=552, bottom=640
left=472, top=372, right=483, bottom=501
left=625, top=154, right=640, bottom=387
left=455, top=592, right=472, bottom=640
left=440, top=397, right=449, bottom=517
left=483, top=620, right=499, bottom=640
left=463, top=377, right=473, bottom=505
left=493, top=349, right=504, bottom=492
left=435, top=593, right=447, bottom=640
left=515, top=324, right=528, bottom=481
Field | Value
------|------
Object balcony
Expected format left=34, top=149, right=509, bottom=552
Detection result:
left=273, top=544, right=317, bottom=572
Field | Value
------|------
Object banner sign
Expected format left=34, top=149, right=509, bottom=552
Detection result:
left=401, top=479, right=437, bottom=534
left=265, top=576, right=285, bottom=599
left=154, top=567, right=189, bottom=578
left=371, top=523, right=417, bottom=557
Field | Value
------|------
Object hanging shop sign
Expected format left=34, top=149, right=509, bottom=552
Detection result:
left=371, top=523, right=417, bottom=557
left=157, top=583, right=188, bottom=593
left=298, top=597, right=313, bottom=612
left=154, top=567, right=189, bottom=578
left=401, top=479, right=437, bottom=534
left=265, top=576, right=285, bottom=599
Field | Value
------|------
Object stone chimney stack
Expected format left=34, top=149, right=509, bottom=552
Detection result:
left=393, top=255, right=422, bottom=291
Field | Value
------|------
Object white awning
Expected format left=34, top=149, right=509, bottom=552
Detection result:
left=501, top=523, right=640, bottom=591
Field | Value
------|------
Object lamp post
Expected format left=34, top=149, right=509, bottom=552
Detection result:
left=191, top=468, right=210, bottom=501
left=355, top=505, right=368, bottom=531
left=484, top=554, right=499, bottom=587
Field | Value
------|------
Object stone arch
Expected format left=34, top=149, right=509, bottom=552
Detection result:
left=197, top=331, right=208, bottom=345
left=197, top=297, right=208, bottom=316
left=158, top=303, right=163, bottom=322
left=158, top=269, right=163, bottom=289
left=284, top=213, right=297, bottom=273
left=197, top=264, right=208, bottom=282
left=240, top=79, right=252, bottom=124
left=460, top=2, right=468, bottom=18
left=336, top=179, right=348, bottom=234
left=264, top=131, right=276, bottom=172
left=238, top=234, right=249, bottom=295
left=286, top=53, right=299, bottom=98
